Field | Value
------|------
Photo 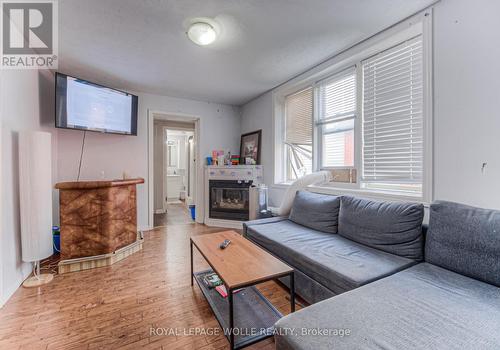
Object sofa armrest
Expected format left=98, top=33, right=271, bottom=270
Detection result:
left=242, top=216, right=288, bottom=237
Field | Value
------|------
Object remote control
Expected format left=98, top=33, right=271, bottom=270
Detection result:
left=219, top=239, right=231, bottom=249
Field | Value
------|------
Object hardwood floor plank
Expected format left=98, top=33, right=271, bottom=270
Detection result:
left=0, top=204, right=301, bottom=349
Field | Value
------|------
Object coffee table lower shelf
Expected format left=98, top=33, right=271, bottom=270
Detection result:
left=194, top=270, right=282, bottom=350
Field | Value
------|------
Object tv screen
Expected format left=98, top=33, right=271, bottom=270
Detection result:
left=55, top=72, right=138, bottom=135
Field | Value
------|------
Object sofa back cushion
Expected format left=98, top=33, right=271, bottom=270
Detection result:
left=338, top=196, right=424, bottom=260
left=426, top=200, right=500, bottom=287
left=289, top=191, right=340, bottom=234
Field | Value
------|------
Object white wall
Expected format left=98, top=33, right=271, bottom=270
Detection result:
left=57, top=90, right=241, bottom=229
left=240, top=92, right=284, bottom=206
left=0, top=70, right=3, bottom=307
left=241, top=0, right=500, bottom=210
left=432, top=0, right=500, bottom=209
left=0, top=70, right=57, bottom=307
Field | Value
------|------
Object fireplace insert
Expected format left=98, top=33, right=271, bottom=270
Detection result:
left=209, top=180, right=252, bottom=221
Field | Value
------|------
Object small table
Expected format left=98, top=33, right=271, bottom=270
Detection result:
left=190, top=230, right=295, bottom=350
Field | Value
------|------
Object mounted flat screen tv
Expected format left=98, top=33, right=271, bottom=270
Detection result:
left=55, top=72, right=138, bottom=135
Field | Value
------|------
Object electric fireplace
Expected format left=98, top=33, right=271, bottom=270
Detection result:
left=204, top=165, right=264, bottom=228
left=209, top=180, right=252, bottom=221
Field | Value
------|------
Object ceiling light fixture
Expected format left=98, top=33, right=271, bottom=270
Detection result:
left=187, top=22, right=217, bottom=46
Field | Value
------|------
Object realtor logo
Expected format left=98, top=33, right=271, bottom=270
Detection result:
left=1, top=0, right=58, bottom=69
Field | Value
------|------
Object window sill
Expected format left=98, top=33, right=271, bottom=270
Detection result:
left=309, top=184, right=430, bottom=206
left=273, top=182, right=430, bottom=206
left=271, top=182, right=293, bottom=189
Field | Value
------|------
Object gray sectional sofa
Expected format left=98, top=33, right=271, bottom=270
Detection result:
left=243, top=192, right=500, bottom=349
left=243, top=191, right=425, bottom=303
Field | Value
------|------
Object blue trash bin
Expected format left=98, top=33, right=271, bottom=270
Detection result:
left=53, top=226, right=61, bottom=254
left=189, top=205, right=195, bottom=221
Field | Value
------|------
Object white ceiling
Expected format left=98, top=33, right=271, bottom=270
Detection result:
left=59, top=0, right=435, bottom=106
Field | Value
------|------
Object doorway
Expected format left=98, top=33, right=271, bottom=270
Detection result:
left=149, top=112, right=200, bottom=227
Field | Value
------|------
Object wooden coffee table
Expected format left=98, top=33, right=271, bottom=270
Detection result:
left=190, top=230, right=295, bottom=350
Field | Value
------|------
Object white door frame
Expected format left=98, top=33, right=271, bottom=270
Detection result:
left=147, top=110, right=203, bottom=227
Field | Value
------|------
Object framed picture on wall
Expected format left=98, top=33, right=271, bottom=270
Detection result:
left=240, top=130, right=262, bottom=165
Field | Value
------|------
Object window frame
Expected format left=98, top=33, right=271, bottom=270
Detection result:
left=273, top=10, right=433, bottom=203
left=315, top=67, right=358, bottom=172
left=360, top=34, right=426, bottom=196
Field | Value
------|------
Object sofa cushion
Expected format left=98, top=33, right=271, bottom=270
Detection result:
left=275, top=263, right=500, bottom=350
left=338, top=196, right=424, bottom=260
left=426, top=200, right=500, bottom=287
left=245, top=219, right=415, bottom=295
left=289, top=191, right=340, bottom=234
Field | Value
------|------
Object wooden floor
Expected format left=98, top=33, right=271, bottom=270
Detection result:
left=154, top=203, right=194, bottom=227
left=0, top=204, right=298, bottom=350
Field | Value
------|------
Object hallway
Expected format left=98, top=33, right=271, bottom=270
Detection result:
left=154, top=203, right=194, bottom=227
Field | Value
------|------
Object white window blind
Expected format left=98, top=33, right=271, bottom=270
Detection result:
left=284, top=87, right=313, bottom=180
left=318, top=70, right=356, bottom=168
left=319, top=71, right=356, bottom=120
left=362, top=36, right=423, bottom=186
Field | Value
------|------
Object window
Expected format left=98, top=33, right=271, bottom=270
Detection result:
left=317, top=70, right=356, bottom=168
left=361, top=36, right=423, bottom=195
left=284, top=88, right=313, bottom=181
left=276, top=16, right=430, bottom=200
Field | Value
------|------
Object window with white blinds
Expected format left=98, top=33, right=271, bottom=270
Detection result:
left=362, top=36, right=423, bottom=192
left=284, top=87, right=313, bottom=181
left=318, top=70, right=356, bottom=168
left=276, top=21, right=430, bottom=198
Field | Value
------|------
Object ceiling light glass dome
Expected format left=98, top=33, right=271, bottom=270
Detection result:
left=187, top=22, right=217, bottom=46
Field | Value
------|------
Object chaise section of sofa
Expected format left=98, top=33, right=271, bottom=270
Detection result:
left=243, top=191, right=425, bottom=304
left=275, top=262, right=500, bottom=350
left=274, top=200, right=500, bottom=349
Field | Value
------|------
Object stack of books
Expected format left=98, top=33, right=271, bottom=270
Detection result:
left=203, top=272, right=244, bottom=298
left=203, top=272, right=223, bottom=288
